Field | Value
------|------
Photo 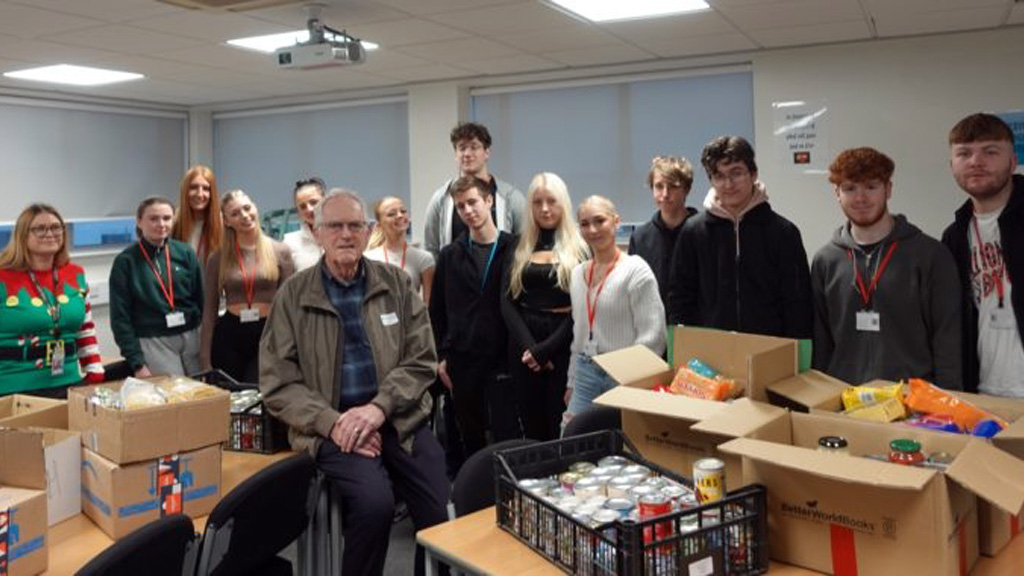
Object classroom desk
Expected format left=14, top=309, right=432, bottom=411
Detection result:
left=41, top=449, right=295, bottom=576
left=417, top=507, right=1024, bottom=575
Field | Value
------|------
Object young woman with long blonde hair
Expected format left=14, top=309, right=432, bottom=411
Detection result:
left=200, top=190, right=294, bottom=382
left=365, top=196, right=435, bottom=303
left=500, top=173, right=588, bottom=440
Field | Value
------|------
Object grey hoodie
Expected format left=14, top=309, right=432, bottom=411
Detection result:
left=811, top=214, right=963, bottom=389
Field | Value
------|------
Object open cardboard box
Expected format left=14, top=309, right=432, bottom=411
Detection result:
left=0, top=430, right=49, bottom=576
left=68, top=377, right=230, bottom=465
left=767, top=373, right=1024, bottom=556
left=81, top=444, right=221, bottom=540
left=592, top=331, right=795, bottom=490
left=721, top=411, right=1024, bottom=575
left=0, top=395, right=67, bottom=429
left=0, top=428, right=81, bottom=526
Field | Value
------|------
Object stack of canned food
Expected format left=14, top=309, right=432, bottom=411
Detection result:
left=228, top=388, right=266, bottom=451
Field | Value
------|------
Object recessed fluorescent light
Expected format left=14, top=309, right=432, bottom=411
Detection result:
left=227, top=30, right=378, bottom=53
left=549, top=0, right=709, bottom=22
left=3, top=64, right=143, bottom=86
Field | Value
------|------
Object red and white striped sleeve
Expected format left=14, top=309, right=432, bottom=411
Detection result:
left=76, top=294, right=105, bottom=383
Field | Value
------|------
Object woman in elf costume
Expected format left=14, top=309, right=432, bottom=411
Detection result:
left=0, top=204, right=104, bottom=397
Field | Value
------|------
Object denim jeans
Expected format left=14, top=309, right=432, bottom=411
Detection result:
left=565, top=353, right=618, bottom=418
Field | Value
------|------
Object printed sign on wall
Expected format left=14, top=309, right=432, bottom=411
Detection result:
left=772, top=100, right=829, bottom=173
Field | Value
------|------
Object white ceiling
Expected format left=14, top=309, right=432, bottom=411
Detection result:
left=0, top=0, right=1020, bottom=108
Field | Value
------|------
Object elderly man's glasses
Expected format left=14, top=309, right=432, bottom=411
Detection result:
left=29, top=224, right=64, bottom=237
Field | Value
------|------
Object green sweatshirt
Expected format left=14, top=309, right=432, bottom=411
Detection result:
left=109, top=238, right=203, bottom=370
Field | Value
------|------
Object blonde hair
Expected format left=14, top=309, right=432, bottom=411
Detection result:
left=171, top=165, right=222, bottom=263
left=367, top=196, right=403, bottom=250
left=216, top=190, right=279, bottom=291
left=578, top=195, right=619, bottom=219
left=508, top=173, right=588, bottom=299
left=0, top=204, right=69, bottom=271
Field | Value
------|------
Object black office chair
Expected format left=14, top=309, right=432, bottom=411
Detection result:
left=75, top=514, right=197, bottom=576
left=194, top=452, right=317, bottom=576
left=452, top=438, right=538, bottom=517
left=563, top=406, right=622, bottom=438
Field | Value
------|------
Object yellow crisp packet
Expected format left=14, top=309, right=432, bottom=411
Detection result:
left=843, top=396, right=906, bottom=423
left=841, top=383, right=903, bottom=411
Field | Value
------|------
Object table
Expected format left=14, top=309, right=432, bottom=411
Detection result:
left=417, top=507, right=1024, bottom=575
left=42, top=449, right=295, bottom=575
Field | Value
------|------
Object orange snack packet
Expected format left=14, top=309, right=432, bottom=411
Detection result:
left=669, top=367, right=736, bottom=401
left=904, top=378, right=1007, bottom=433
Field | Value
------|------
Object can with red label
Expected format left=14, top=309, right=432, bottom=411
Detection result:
left=638, top=493, right=673, bottom=542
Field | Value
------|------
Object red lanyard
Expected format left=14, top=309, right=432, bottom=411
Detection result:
left=586, top=251, right=621, bottom=335
left=235, top=241, right=257, bottom=308
left=384, top=242, right=407, bottom=269
left=139, top=241, right=175, bottom=310
left=847, top=242, right=898, bottom=309
left=972, top=216, right=1005, bottom=306
left=29, top=267, right=62, bottom=335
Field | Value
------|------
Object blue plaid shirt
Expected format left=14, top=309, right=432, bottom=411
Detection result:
left=321, top=262, right=379, bottom=410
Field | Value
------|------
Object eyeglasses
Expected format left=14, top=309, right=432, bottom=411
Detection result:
left=29, top=224, right=64, bottom=237
left=710, top=169, right=751, bottom=186
left=320, top=220, right=367, bottom=234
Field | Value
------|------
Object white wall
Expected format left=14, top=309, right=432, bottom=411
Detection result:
left=752, top=27, right=1024, bottom=257
left=407, top=83, right=468, bottom=241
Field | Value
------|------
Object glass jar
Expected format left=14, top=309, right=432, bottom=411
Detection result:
left=888, top=439, right=925, bottom=466
left=817, top=436, right=850, bottom=455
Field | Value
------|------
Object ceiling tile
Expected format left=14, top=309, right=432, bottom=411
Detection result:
left=749, top=19, right=872, bottom=47
left=860, top=0, right=1008, bottom=14
left=545, top=43, right=656, bottom=67
left=636, top=32, right=758, bottom=58
left=601, top=10, right=738, bottom=41
left=373, top=63, right=473, bottom=82
left=393, top=37, right=520, bottom=64
left=713, top=0, right=865, bottom=31
left=285, top=68, right=400, bottom=90
left=1008, top=4, right=1024, bottom=25
left=455, top=53, right=563, bottom=75
left=356, top=50, right=434, bottom=71
left=425, top=2, right=579, bottom=34
left=130, top=11, right=292, bottom=42
left=43, top=24, right=207, bottom=55
left=156, top=44, right=279, bottom=74
left=494, top=26, right=625, bottom=54
left=6, top=0, right=183, bottom=23
left=873, top=6, right=1008, bottom=37
left=0, top=39, right=125, bottom=68
left=345, top=18, right=471, bottom=48
left=249, top=0, right=408, bottom=28
left=0, top=2, right=103, bottom=38
left=372, top=0, right=527, bottom=17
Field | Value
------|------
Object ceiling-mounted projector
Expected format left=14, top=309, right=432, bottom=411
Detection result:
left=275, top=9, right=366, bottom=69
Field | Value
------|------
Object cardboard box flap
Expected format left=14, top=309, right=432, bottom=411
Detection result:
left=767, top=370, right=847, bottom=410
left=593, top=345, right=670, bottom=386
left=594, top=385, right=727, bottom=422
left=692, top=398, right=788, bottom=437
left=946, top=439, right=1024, bottom=515
left=719, top=437, right=936, bottom=491
left=997, top=417, right=1024, bottom=441
left=0, top=428, right=46, bottom=489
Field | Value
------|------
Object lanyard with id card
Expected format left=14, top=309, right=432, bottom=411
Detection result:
left=584, top=251, right=621, bottom=355
left=29, top=268, right=66, bottom=375
left=235, top=241, right=261, bottom=323
left=848, top=242, right=898, bottom=333
left=139, top=241, right=184, bottom=328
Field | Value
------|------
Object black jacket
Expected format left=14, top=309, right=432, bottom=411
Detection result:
left=941, top=174, right=1024, bottom=393
left=429, top=231, right=514, bottom=364
left=628, top=208, right=698, bottom=309
left=668, top=203, right=813, bottom=339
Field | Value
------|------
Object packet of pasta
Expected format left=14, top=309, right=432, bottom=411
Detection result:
left=669, top=366, right=737, bottom=401
left=841, top=383, right=904, bottom=411
left=904, top=378, right=1007, bottom=434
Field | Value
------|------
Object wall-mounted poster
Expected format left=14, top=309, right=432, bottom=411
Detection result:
left=772, top=100, right=829, bottom=173
left=996, top=110, right=1024, bottom=164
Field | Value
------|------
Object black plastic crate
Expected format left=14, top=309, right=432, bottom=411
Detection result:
left=494, top=431, right=768, bottom=575
left=189, top=369, right=289, bottom=454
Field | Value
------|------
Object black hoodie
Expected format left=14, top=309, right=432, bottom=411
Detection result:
left=628, top=208, right=697, bottom=308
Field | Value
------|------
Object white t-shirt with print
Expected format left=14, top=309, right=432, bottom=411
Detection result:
left=364, top=244, right=435, bottom=294
left=970, top=208, right=1024, bottom=398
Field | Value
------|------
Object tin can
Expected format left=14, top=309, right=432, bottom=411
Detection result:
left=639, top=492, right=676, bottom=573
left=694, top=458, right=725, bottom=505
left=598, top=455, right=630, bottom=468
left=569, top=461, right=597, bottom=475
left=661, top=484, right=688, bottom=509
left=641, top=476, right=667, bottom=490
left=574, top=476, right=605, bottom=498
left=591, top=508, right=621, bottom=526
left=605, top=497, right=634, bottom=516
left=590, top=465, right=622, bottom=477
left=559, top=472, right=582, bottom=492
left=621, top=464, right=650, bottom=477
left=607, top=476, right=639, bottom=498
left=629, top=484, right=656, bottom=501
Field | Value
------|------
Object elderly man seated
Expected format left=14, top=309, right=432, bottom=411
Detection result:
left=260, top=189, right=449, bottom=576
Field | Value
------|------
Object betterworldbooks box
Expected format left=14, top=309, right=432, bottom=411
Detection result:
left=0, top=430, right=49, bottom=576
left=0, top=428, right=80, bottom=526
left=80, top=444, right=221, bottom=540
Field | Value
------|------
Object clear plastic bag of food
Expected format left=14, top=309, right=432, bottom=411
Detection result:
left=120, top=377, right=167, bottom=410
left=158, top=377, right=221, bottom=403
left=669, top=364, right=737, bottom=401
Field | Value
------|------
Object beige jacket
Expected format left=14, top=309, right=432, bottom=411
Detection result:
left=259, top=257, right=436, bottom=455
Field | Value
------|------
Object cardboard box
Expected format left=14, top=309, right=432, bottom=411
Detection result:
left=592, top=339, right=793, bottom=491
left=0, top=395, right=66, bottom=429
left=0, top=487, right=48, bottom=576
left=81, top=444, right=221, bottom=540
left=0, top=429, right=81, bottom=526
left=720, top=411, right=1024, bottom=575
left=68, top=378, right=230, bottom=464
left=766, top=369, right=848, bottom=413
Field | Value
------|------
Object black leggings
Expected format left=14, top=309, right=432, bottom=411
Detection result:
left=508, top=307, right=570, bottom=442
left=211, top=312, right=265, bottom=384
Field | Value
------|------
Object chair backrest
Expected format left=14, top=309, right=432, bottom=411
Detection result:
left=196, top=452, right=316, bottom=576
left=563, top=406, right=621, bottom=438
left=76, top=514, right=197, bottom=576
left=453, top=439, right=537, bottom=517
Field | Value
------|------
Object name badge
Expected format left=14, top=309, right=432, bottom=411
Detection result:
left=991, top=308, right=1017, bottom=330
left=583, top=339, right=599, bottom=357
left=381, top=312, right=399, bottom=326
left=49, top=340, right=65, bottom=377
left=166, top=311, right=186, bottom=328
left=239, top=307, right=261, bottom=323
left=856, top=311, right=881, bottom=332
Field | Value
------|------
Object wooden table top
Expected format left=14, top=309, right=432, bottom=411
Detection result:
left=42, top=449, right=295, bottom=576
left=418, top=507, right=1024, bottom=575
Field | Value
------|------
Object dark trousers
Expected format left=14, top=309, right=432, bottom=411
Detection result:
left=316, top=423, right=450, bottom=576
left=430, top=382, right=465, bottom=479
left=508, top=309, right=570, bottom=442
left=211, top=312, right=264, bottom=383
left=447, top=352, right=521, bottom=460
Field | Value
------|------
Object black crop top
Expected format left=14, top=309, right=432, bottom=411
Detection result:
left=518, top=262, right=571, bottom=309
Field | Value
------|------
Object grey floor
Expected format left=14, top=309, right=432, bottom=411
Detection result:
left=278, top=514, right=418, bottom=575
